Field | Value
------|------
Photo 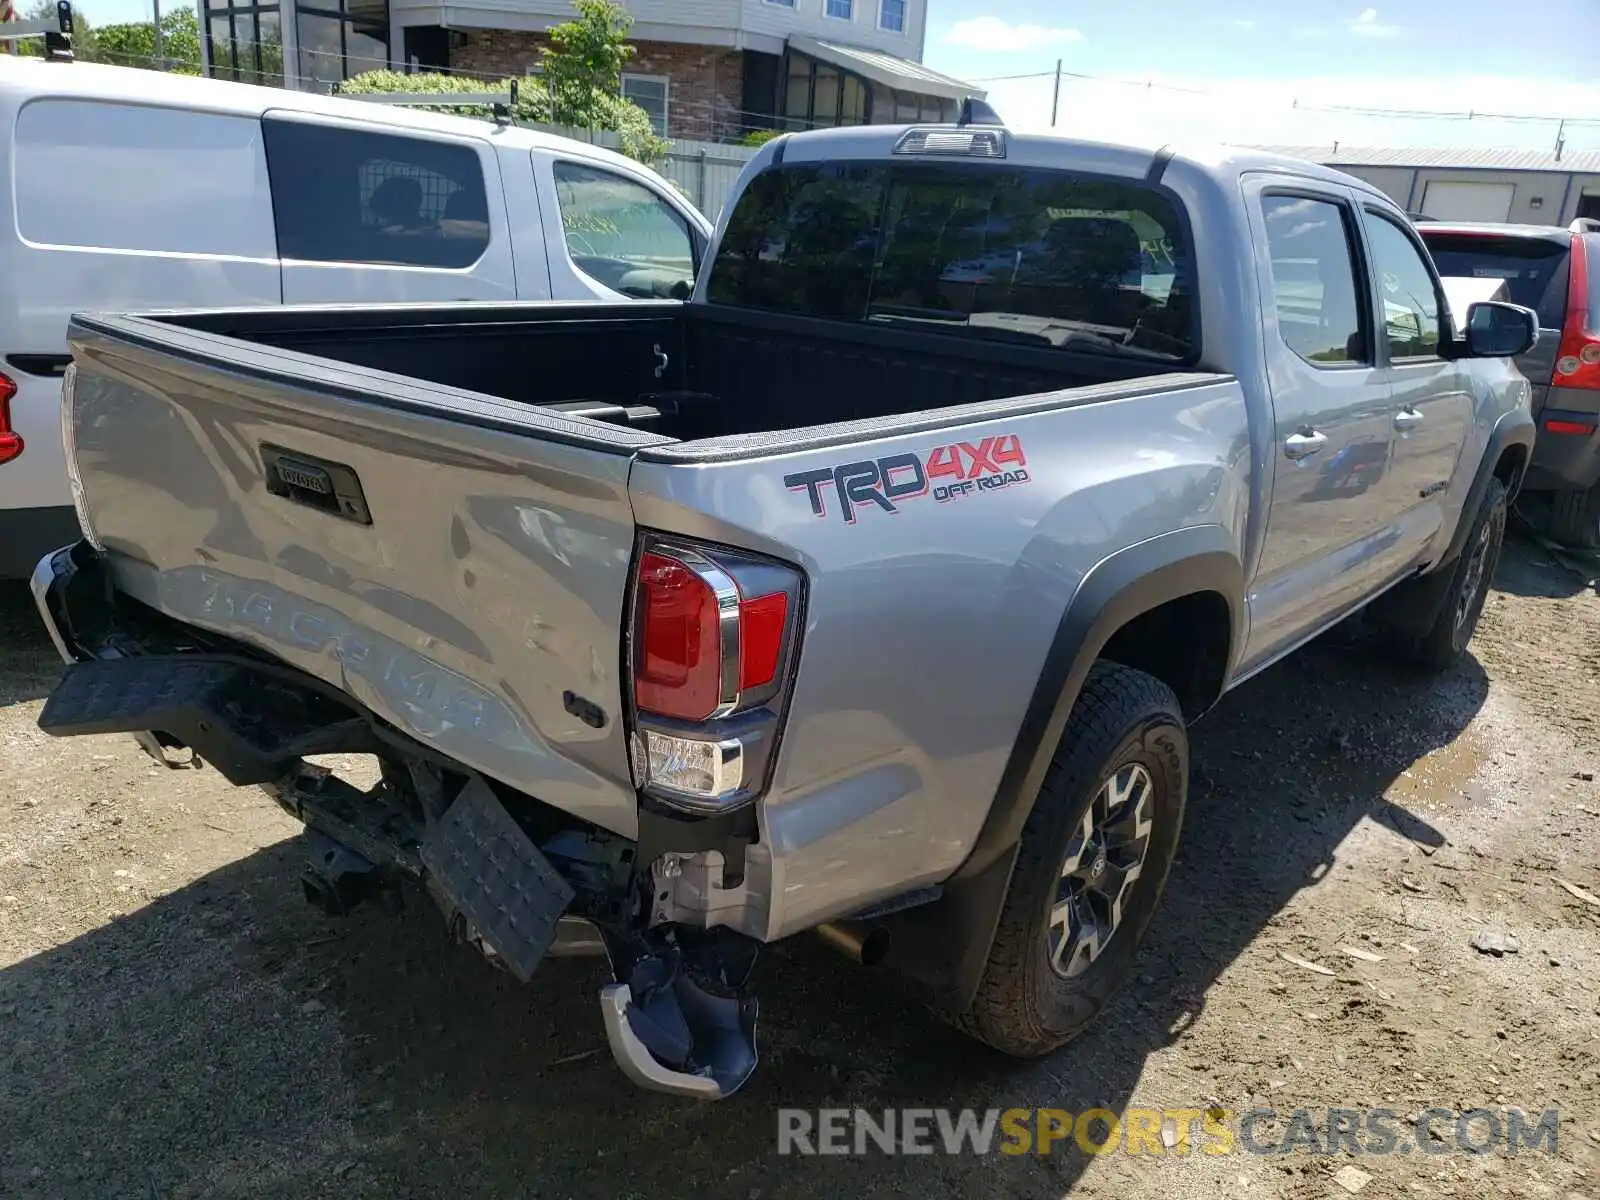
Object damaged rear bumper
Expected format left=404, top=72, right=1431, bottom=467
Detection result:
left=30, top=543, right=762, bottom=1100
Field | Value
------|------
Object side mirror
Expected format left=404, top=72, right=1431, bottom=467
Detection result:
left=1463, top=301, right=1537, bottom=359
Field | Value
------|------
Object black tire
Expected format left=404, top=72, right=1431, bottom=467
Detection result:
left=1548, top=483, right=1600, bottom=551
left=956, top=662, right=1187, bottom=1058
left=1385, top=476, right=1507, bottom=672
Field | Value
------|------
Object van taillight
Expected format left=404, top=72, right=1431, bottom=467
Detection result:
left=0, top=372, right=22, bottom=466
left=629, top=537, right=803, bottom=812
left=1555, top=235, right=1600, bottom=391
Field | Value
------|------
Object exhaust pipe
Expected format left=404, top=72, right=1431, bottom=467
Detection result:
left=814, top=919, right=890, bottom=967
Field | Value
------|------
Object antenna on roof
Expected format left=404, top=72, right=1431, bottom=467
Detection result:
left=0, top=0, right=74, bottom=60
left=957, top=97, right=1005, bottom=127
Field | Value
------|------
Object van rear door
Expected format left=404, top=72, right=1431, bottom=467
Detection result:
left=1, top=96, right=280, bottom=519
left=264, top=112, right=518, bottom=305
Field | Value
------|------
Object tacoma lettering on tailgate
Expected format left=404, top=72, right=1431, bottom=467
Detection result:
left=784, top=434, right=1030, bottom=525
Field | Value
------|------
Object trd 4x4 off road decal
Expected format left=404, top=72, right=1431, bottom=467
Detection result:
left=784, top=434, right=1031, bottom=524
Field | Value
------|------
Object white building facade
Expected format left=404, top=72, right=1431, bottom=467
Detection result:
left=199, top=0, right=982, bottom=141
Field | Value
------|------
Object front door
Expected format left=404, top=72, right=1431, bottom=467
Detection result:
left=1359, top=208, right=1473, bottom=554
left=1240, top=183, right=1406, bottom=672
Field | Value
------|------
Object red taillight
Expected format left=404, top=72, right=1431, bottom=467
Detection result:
left=630, top=539, right=803, bottom=811
left=632, top=541, right=800, bottom=723
left=1546, top=418, right=1597, bottom=436
left=0, top=372, right=22, bottom=466
left=1554, top=235, right=1600, bottom=391
left=738, top=592, right=788, bottom=690
left=634, top=551, right=725, bottom=722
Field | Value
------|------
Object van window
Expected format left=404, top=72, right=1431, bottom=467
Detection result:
left=14, top=100, right=275, bottom=258
left=262, top=119, right=492, bottom=268
left=707, top=162, right=1197, bottom=361
left=551, top=162, right=696, bottom=298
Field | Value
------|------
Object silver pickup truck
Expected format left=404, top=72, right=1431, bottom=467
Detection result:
left=31, top=120, right=1537, bottom=1100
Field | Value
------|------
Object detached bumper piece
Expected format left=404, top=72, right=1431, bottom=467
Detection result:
left=600, top=929, right=760, bottom=1100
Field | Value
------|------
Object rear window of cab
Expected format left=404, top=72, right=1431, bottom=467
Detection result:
left=706, top=161, right=1199, bottom=363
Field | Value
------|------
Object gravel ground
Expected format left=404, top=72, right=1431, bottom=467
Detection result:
left=2, top=533, right=1599, bottom=1200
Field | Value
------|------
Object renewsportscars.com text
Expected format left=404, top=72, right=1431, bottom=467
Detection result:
left=777, top=1106, right=1560, bottom=1158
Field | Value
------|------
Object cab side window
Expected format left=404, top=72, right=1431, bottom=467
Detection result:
left=551, top=162, right=696, bottom=299
left=1362, top=213, right=1443, bottom=360
left=1260, top=194, right=1368, bottom=366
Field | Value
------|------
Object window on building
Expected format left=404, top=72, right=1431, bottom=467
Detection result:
left=825, top=0, right=854, bottom=19
left=202, top=0, right=285, bottom=86
left=1362, top=212, right=1443, bottom=359
left=621, top=75, right=670, bottom=138
left=879, top=0, right=906, bottom=32
left=764, top=0, right=796, bottom=6
left=1260, top=195, right=1367, bottom=366
left=782, top=51, right=869, bottom=130
left=14, top=101, right=276, bottom=257
left=262, top=119, right=491, bottom=268
left=551, top=162, right=696, bottom=296
left=288, top=0, right=388, bottom=88
left=708, top=162, right=1198, bottom=362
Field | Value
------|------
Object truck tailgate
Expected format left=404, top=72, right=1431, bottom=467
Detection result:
left=63, top=314, right=669, bottom=839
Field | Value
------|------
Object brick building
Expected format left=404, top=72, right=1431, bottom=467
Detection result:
left=200, top=0, right=982, bottom=143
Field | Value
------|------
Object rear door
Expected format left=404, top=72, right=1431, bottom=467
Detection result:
left=1420, top=229, right=1569, bottom=414
left=263, top=112, right=517, bottom=304
left=1241, top=180, right=1406, bottom=668
left=2, top=97, right=280, bottom=514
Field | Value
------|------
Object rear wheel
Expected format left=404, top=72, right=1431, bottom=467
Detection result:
left=1547, top=483, right=1600, bottom=551
left=957, top=662, right=1187, bottom=1058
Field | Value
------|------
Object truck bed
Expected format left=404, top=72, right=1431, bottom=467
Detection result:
left=139, top=299, right=1192, bottom=442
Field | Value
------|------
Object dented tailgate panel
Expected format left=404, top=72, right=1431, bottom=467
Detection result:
left=66, top=319, right=648, bottom=839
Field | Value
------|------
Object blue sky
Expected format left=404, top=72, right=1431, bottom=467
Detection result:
left=921, top=0, right=1600, bottom=152
left=66, top=0, right=1600, bottom=153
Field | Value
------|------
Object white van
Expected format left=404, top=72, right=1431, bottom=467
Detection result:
left=0, top=56, right=714, bottom=577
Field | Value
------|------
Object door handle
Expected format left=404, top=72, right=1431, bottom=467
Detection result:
left=1394, top=407, right=1424, bottom=431
left=1284, top=429, right=1328, bottom=460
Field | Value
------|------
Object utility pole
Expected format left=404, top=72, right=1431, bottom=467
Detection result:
left=1050, top=58, right=1063, bottom=128
left=152, top=0, right=163, bottom=67
left=1554, top=117, right=1566, bottom=162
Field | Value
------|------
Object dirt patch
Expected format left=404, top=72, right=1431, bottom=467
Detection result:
left=2, top=538, right=1599, bottom=1200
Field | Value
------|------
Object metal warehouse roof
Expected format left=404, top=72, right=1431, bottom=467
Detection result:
left=1259, top=144, right=1600, bottom=174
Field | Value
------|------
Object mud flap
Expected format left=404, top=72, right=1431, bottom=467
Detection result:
left=418, top=778, right=575, bottom=983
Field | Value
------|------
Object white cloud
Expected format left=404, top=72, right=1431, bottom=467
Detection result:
left=943, top=16, right=1084, bottom=53
left=972, top=70, right=1600, bottom=156
left=1349, top=8, right=1402, bottom=37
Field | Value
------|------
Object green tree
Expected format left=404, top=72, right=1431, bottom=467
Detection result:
left=94, top=8, right=203, bottom=74
left=13, top=0, right=96, bottom=60
left=338, top=68, right=669, bottom=166
left=539, top=0, right=635, bottom=129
